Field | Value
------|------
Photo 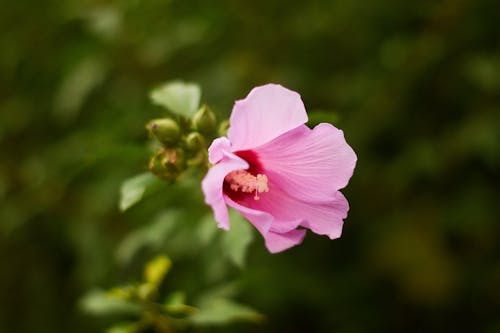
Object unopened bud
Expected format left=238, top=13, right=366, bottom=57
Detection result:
left=186, top=151, right=206, bottom=168
left=185, top=132, right=204, bottom=151
left=192, top=105, right=216, bottom=134
left=218, top=119, right=229, bottom=136
left=138, top=282, right=155, bottom=301
left=148, top=148, right=185, bottom=180
left=147, top=118, right=181, bottom=145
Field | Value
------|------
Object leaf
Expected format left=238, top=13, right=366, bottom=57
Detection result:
left=189, top=298, right=263, bottom=325
left=53, top=57, right=107, bottom=123
left=79, top=289, right=141, bottom=316
left=119, top=172, right=158, bottom=212
left=222, top=209, right=254, bottom=268
left=144, top=255, right=172, bottom=285
left=150, top=81, right=201, bottom=116
left=116, top=210, right=180, bottom=264
left=164, top=291, right=198, bottom=315
left=195, top=213, right=219, bottom=246
left=106, top=322, right=141, bottom=333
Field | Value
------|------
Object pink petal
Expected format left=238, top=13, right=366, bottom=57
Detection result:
left=239, top=181, right=348, bottom=239
left=298, top=191, right=349, bottom=239
left=268, top=217, right=303, bottom=233
left=208, top=137, right=232, bottom=164
left=254, top=123, right=357, bottom=203
left=225, top=195, right=273, bottom=236
left=225, top=196, right=305, bottom=253
left=201, top=152, right=248, bottom=230
left=264, top=229, right=307, bottom=253
left=228, top=84, right=308, bottom=151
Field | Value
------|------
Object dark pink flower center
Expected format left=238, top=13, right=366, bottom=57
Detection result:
left=223, top=150, right=269, bottom=201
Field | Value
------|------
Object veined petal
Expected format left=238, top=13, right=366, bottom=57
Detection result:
left=225, top=195, right=273, bottom=236
left=255, top=123, right=357, bottom=203
left=239, top=181, right=348, bottom=239
left=201, top=152, right=248, bottom=230
left=202, top=84, right=357, bottom=253
left=299, top=191, right=349, bottom=239
left=228, top=84, right=308, bottom=151
left=225, top=196, right=305, bottom=253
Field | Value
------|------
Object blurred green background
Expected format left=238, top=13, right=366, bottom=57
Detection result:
left=1, top=0, right=499, bottom=332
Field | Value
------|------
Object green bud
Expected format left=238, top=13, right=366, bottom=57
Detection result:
left=185, top=132, right=205, bottom=151
left=147, top=118, right=181, bottom=145
left=162, top=148, right=184, bottom=173
left=186, top=151, right=206, bottom=168
left=108, top=286, right=135, bottom=300
left=148, top=151, right=166, bottom=176
left=218, top=119, right=229, bottom=136
left=148, top=148, right=185, bottom=180
left=137, top=282, right=156, bottom=301
left=192, top=105, right=216, bottom=134
left=144, top=255, right=171, bottom=286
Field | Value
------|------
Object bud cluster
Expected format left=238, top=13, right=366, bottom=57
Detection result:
left=146, top=105, right=224, bottom=181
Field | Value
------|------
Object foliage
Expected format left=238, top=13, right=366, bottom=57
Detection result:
left=1, top=0, right=499, bottom=332
left=150, top=81, right=201, bottom=117
left=81, top=255, right=260, bottom=332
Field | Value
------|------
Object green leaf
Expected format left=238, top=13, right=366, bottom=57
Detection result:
left=222, top=209, right=254, bottom=268
left=79, top=289, right=141, bottom=316
left=196, top=213, right=218, bottom=246
left=165, top=291, right=187, bottom=306
left=150, top=81, right=201, bottom=116
left=164, top=291, right=198, bottom=315
left=116, top=210, right=180, bottom=264
left=106, top=322, right=141, bottom=333
left=119, top=172, right=158, bottom=212
left=189, top=298, right=263, bottom=325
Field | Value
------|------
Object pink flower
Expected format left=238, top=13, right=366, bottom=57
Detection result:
left=202, top=84, right=357, bottom=253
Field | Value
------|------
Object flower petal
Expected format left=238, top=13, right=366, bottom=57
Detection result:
left=201, top=152, right=248, bottom=230
left=224, top=195, right=273, bottom=236
left=254, top=123, right=357, bottom=203
left=298, top=191, right=348, bottom=239
left=239, top=181, right=348, bottom=239
left=225, top=196, right=305, bottom=253
left=264, top=229, right=307, bottom=253
left=228, top=84, right=308, bottom=151
left=229, top=196, right=304, bottom=235
left=208, top=137, right=232, bottom=164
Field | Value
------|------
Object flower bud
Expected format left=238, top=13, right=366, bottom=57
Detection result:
left=148, top=148, right=185, bottom=180
left=192, top=105, right=216, bottom=134
left=218, top=119, right=229, bottom=136
left=185, top=132, right=205, bottom=151
left=147, top=118, right=181, bottom=145
left=186, top=151, right=206, bottom=168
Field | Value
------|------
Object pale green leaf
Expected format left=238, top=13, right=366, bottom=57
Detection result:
left=189, top=298, right=263, bottom=325
left=54, top=57, right=107, bottom=123
left=222, top=209, right=254, bottom=268
left=164, top=291, right=198, bottom=315
left=150, top=81, right=201, bottom=116
left=195, top=213, right=218, bottom=246
left=119, top=172, right=158, bottom=212
left=116, top=210, right=180, bottom=264
left=79, top=289, right=141, bottom=316
left=106, top=322, right=141, bottom=333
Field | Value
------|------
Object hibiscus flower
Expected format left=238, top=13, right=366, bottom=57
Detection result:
left=202, top=84, right=357, bottom=253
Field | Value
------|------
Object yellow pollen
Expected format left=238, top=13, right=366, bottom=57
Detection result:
left=225, top=170, right=269, bottom=200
